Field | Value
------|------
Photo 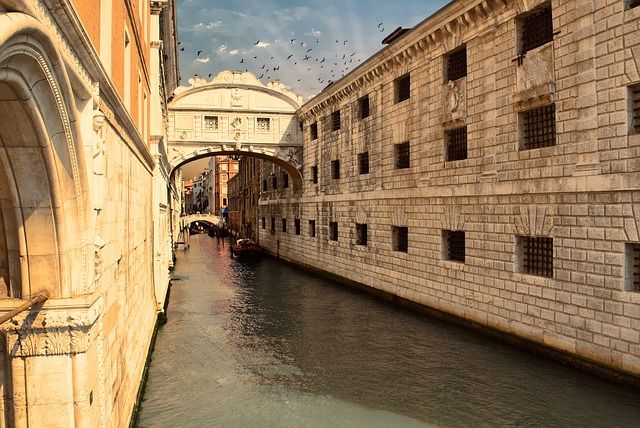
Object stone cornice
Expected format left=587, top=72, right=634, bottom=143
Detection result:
left=298, top=0, right=509, bottom=122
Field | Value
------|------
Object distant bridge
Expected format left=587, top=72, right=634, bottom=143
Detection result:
left=180, top=213, right=223, bottom=228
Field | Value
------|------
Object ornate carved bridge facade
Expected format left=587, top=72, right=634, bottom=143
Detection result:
left=167, top=70, right=304, bottom=186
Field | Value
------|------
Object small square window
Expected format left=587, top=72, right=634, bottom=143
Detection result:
left=446, top=127, right=468, bottom=161
left=283, top=173, right=289, bottom=188
left=395, top=142, right=410, bottom=169
left=356, top=223, right=368, bottom=246
left=395, top=74, right=410, bottom=103
left=358, top=152, right=369, bottom=175
left=329, top=221, right=338, bottom=241
left=331, top=110, right=341, bottom=131
left=282, top=218, right=287, bottom=233
left=331, top=160, right=340, bottom=179
left=517, top=236, right=553, bottom=278
left=310, top=122, right=318, bottom=140
left=270, top=217, right=275, bottom=233
left=359, top=95, right=370, bottom=119
left=204, top=115, right=219, bottom=130
left=519, top=3, right=553, bottom=55
left=261, top=217, right=265, bottom=229
left=442, top=230, right=465, bottom=262
left=272, top=175, right=278, bottom=189
left=257, top=117, right=271, bottom=131
left=445, top=46, right=467, bottom=82
left=630, top=83, right=640, bottom=134
left=624, top=243, right=640, bottom=291
left=295, top=219, right=301, bottom=235
left=392, top=226, right=408, bottom=252
left=309, top=220, right=316, bottom=237
left=311, top=165, right=318, bottom=184
left=521, top=104, right=556, bottom=150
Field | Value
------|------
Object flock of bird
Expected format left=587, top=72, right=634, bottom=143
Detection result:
left=178, top=21, right=390, bottom=94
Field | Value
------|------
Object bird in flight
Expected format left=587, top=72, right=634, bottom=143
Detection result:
left=290, top=39, right=296, bottom=44
left=240, top=58, right=244, bottom=63
left=378, top=22, right=383, bottom=28
left=380, top=27, right=384, bottom=32
left=180, top=47, right=184, bottom=51
left=254, top=40, right=260, bottom=45
left=197, top=50, right=203, bottom=56
left=306, top=48, right=313, bottom=53
left=287, top=54, right=293, bottom=59
left=343, top=40, right=348, bottom=45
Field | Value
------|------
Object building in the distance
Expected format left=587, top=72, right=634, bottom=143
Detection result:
left=228, top=156, right=262, bottom=240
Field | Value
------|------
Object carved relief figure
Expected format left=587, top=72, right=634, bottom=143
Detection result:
left=231, top=88, right=243, bottom=107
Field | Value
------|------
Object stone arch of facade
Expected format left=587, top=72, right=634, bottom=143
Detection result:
left=0, top=12, right=91, bottom=299
left=168, top=71, right=304, bottom=187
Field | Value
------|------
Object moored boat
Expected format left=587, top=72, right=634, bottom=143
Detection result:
left=230, top=238, right=262, bottom=258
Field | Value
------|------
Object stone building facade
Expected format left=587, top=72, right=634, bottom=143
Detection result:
left=0, top=0, right=178, bottom=426
left=258, top=0, right=640, bottom=378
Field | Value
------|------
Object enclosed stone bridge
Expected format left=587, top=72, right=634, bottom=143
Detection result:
left=180, top=213, right=222, bottom=228
left=168, top=70, right=304, bottom=186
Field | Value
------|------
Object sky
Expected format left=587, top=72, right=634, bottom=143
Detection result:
left=175, top=0, right=451, bottom=101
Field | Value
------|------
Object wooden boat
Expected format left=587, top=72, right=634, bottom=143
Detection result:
left=230, top=238, right=262, bottom=258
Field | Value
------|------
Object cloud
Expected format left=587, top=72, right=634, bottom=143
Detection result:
left=194, top=21, right=222, bottom=30
left=229, top=49, right=240, bottom=55
left=217, top=44, right=227, bottom=53
left=305, top=28, right=322, bottom=37
left=195, top=57, right=210, bottom=64
left=255, top=41, right=270, bottom=48
left=274, top=7, right=311, bottom=24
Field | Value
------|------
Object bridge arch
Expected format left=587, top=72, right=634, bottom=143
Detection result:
left=180, top=214, right=223, bottom=228
left=0, top=12, right=91, bottom=299
left=168, top=70, right=304, bottom=187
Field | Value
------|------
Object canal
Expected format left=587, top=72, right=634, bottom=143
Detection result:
left=137, top=235, right=640, bottom=427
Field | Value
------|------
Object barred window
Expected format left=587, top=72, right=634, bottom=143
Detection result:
left=283, top=173, right=289, bottom=188
left=257, top=117, right=271, bottom=131
left=521, top=104, right=556, bottom=150
left=518, top=236, right=553, bottom=278
left=309, top=220, right=316, bottom=238
left=392, top=226, right=408, bottom=252
left=282, top=218, right=287, bottom=233
left=395, top=142, right=410, bottom=169
left=272, top=175, right=278, bottom=189
left=519, top=3, right=553, bottom=54
left=311, top=122, right=318, bottom=140
left=442, top=230, right=465, bottom=262
left=358, top=152, right=370, bottom=175
left=311, top=165, right=318, bottom=184
left=295, top=219, right=301, bottom=235
left=446, top=127, right=468, bottom=161
left=445, top=46, right=467, bottom=82
left=331, top=110, right=341, bottom=131
left=261, top=217, right=265, bottom=229
left=625, top=244, right=640, bottom=291
left=356, top=223, right=368, bottom=246
left=329, top=221, right=338, bottom=241
left=331, top=160, right=340, bottom=179
left=359, top=95, right=370, bottom=119
left=204, top=115, right=219, bottom=130
left=395, top=74, right=411, bottom=103
left=630, top=84, right=640, bottom=134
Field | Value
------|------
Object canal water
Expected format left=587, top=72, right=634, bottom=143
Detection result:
left=137, top=235, right=639, bottom=428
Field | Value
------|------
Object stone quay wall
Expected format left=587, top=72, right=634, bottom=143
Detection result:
left=259, top=0, right=640, bottom=378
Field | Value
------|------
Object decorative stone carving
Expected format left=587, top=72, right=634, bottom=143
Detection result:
left=231, top=88, right=243, bottom=107
left=443, top=79, right=466, bottom=123
left=441, top=206, right=466, bottom=231
left=513, top=205, right=555, bottom=237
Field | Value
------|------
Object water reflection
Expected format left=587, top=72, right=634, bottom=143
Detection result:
left=138, top=235, right=640, bottom=428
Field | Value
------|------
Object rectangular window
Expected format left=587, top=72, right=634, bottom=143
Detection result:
left=630, top=83, right=640, bottom=134
left=446, top=127, right=468, bottom=161
left=261, top=217, right=265, bottom=229
left=295, top=219, right=301, bottom=235
left=395, top=73, right=410, bottom=103
left=518, top=236, right=553, bottom=278
left=283, top=173, right=289, bottom=188
left=392, top=226, right=408, bottom=252
left=309, top=220, right=316, bottom=238
left=329, top=221, right=338, bottom=241
left=272, top=175, right=278, bottom=189
left=331, top=110, right=341, bottom=131
left=356, top=223, right=368, bottom=246
left=625, top=244, right=640, bottom=291
left=519, top=3, right=553, bottom=55
left=270, top=217, right=275, bottom=233
left=222, top=197, right=227, bottom=206
left=442, top=230, right=465, bottom=262
left=359, top=95, right=370, bottom=119
left=311, top=165, right=318, bottom=184
left=204, top=115, right=219, bottom=130
left=358, top=152, right=370, bottom=175
left=310, top=122, right=318, bottom=140
left=445, top=46, right=467, bottom=82
left=262, top=179, right=267, bottom=191
left=257, top=117, right=271, bottom=131
left=395, top=142, right=410, bottom=169
left=282, top=218, right=287, bottom=233
left=521, top=104, right=556, bottom=150
left=331, top=160, right=340, bottom=179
